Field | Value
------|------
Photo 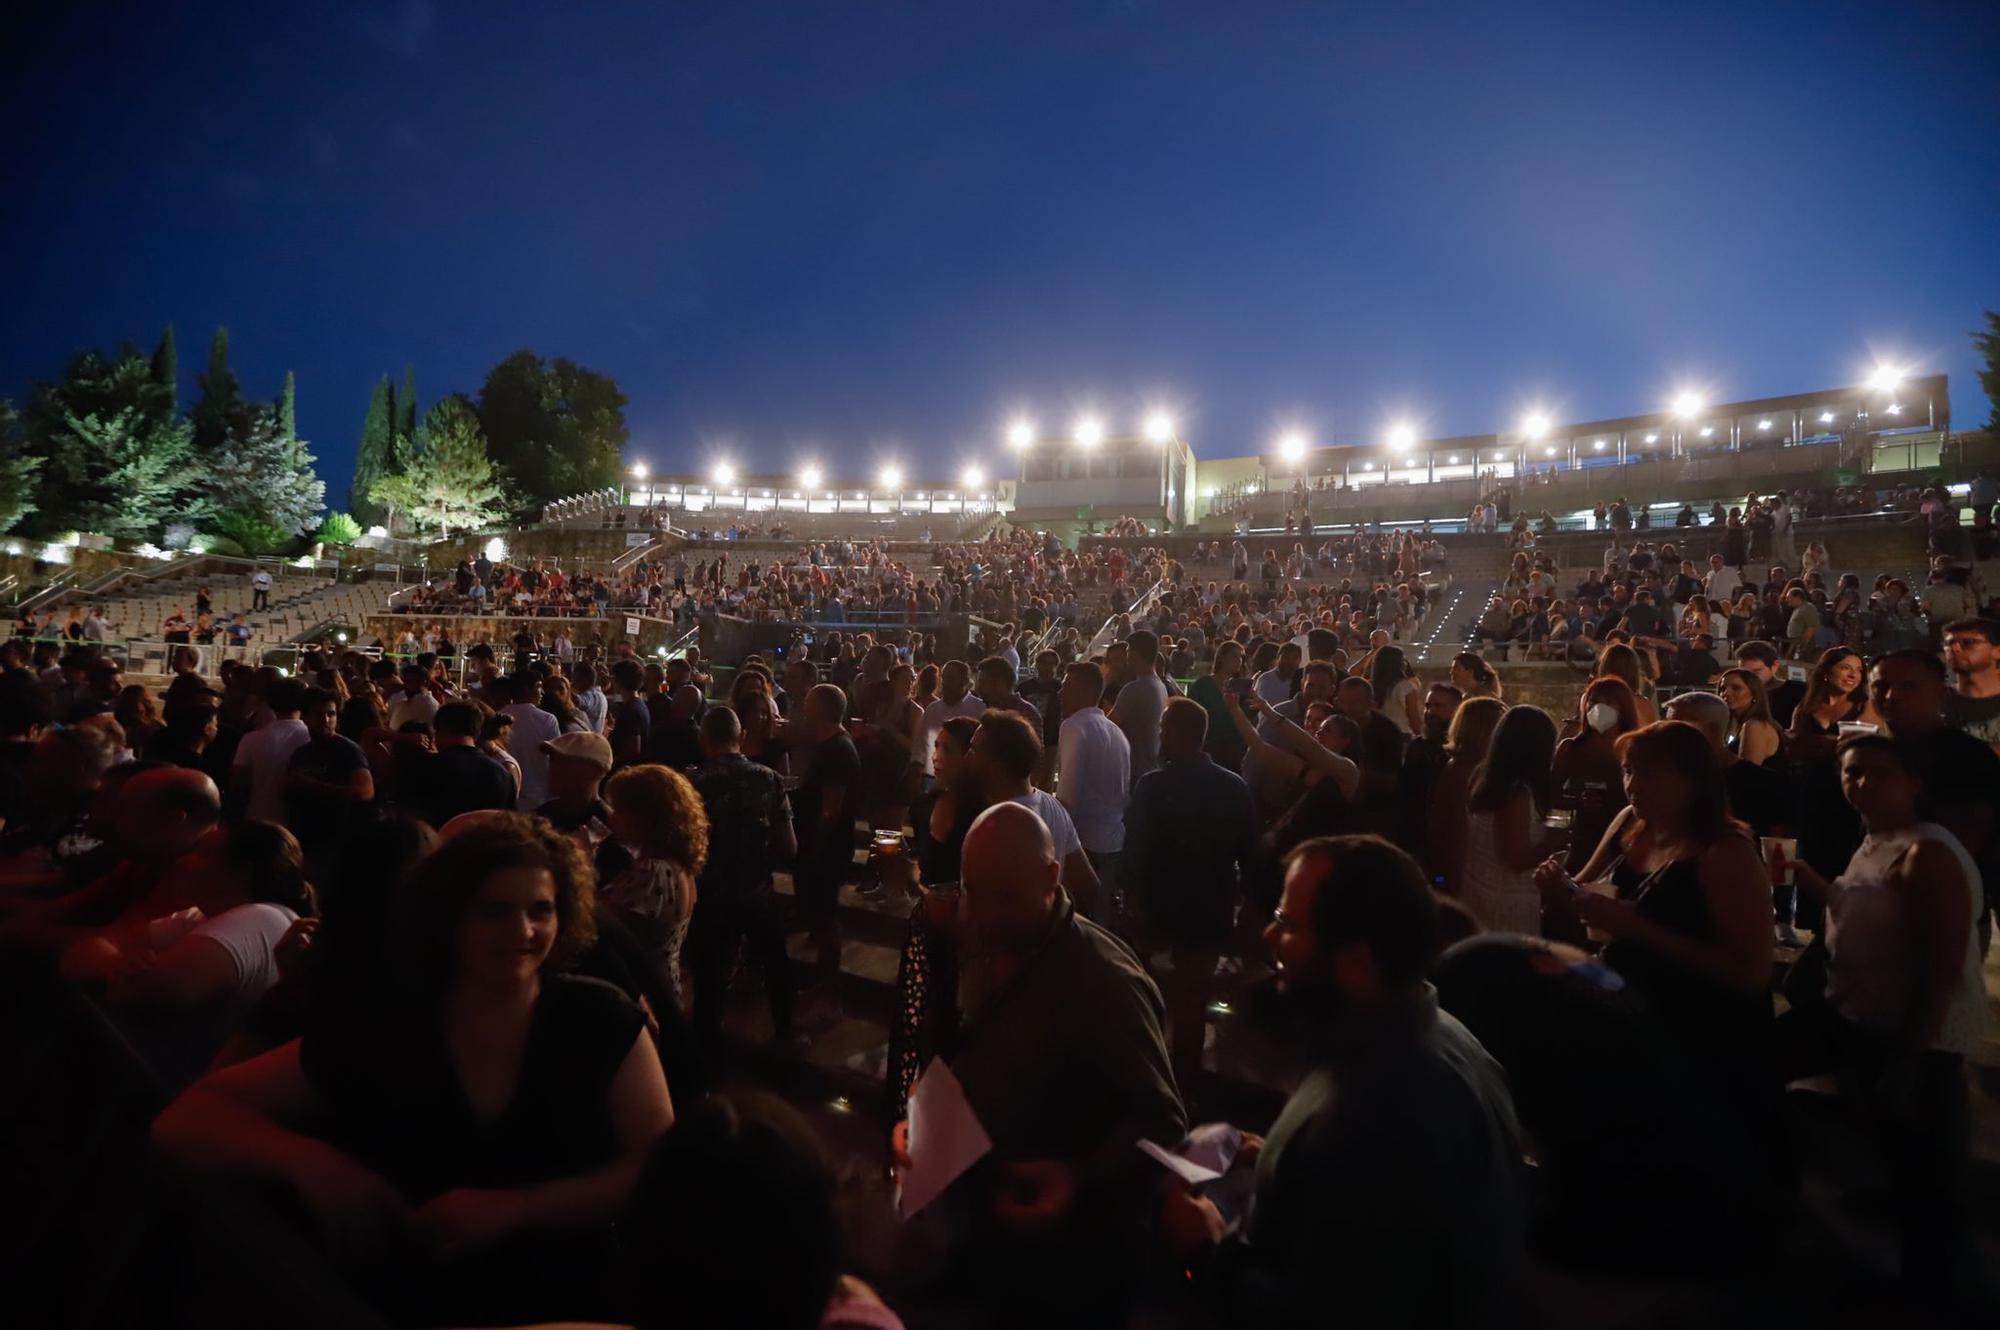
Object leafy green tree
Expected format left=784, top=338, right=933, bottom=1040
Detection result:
left=313, top=511, right=364, bottom=545
left=1974, top=310, right=2000, bottom=432
left=27, top=349, right=197, bottom=538
left=349, top=375, right=396, bottom=524
left=209, top=508, right=293, bottom=556
left=191, top=326, right=250, bottom=454
left=150, top=325, right=178, bottom=415
left=475, top=351, right=629, bottom=512
left=371, top=395, right=504, bottom=537
left=0, top=401, right=40, bottom=535
left=199, top=407, right=326, bottom=537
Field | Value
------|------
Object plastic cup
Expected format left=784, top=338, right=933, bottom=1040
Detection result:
left=1762, top=836, right=1798, bottom=886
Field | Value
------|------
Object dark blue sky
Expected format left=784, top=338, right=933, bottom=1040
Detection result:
left=5, top=1, right=1997, bottom=495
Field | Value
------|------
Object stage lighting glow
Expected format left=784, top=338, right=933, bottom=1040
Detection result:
left=1522, top=413, right=1550, bottom=438
left=1074, top=417, right=1105, bottom=448
left=1757, top=419, right=1772, bottom=430
left=879, top=466, right=903, bottom=491
left=1543, top=446, right=1557, bottom=457
left=1593, top=439, right=1606, bottom=450
left=712, top=462, right=736, bottom=487
left=1144, top=413, right=1174, bottom=443
left=630, top=461, right=649, bottom=479
left=1867, top=365, right=1903, bottom=393
left=1672, top=392, right=1703, bottom=418
left=1277, top=431, right=1308, bottom=464
left=1447, top=455, right=1460, bottom=465
left=1699, top=427, right=1715, bottom=437
left=1819, top=412, right=1835, bottom=423
left=1643, top=433, right=1659, bottom=444
left=1007, top=420, right=1035, bottom=449
left=800, top=465, right=822, bottom=490
left=1387, top=423, right=1416, bottom=451
left=961, top=465, right=985, bottom=489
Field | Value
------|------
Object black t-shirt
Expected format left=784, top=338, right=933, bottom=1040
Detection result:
left=285, top=733, right=370, bottom=846
left=794, top=734, right=862, bottom=870
left=607, top=696, right=651, bottom=765
left=301, top=974, right=644, bottom=1203
left=1622, top=602, right=1665, bottom=638
left=1898, top=726, right=2000, bottom=908
left=421, top=744, right=518, bottom=827
left=1723, top=759, right=1789, bottom=837
left=1765, top=678, right=1806, bottom=729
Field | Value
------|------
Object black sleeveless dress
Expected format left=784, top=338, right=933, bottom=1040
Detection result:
left=1607, top=841, right=1776, bottom=1147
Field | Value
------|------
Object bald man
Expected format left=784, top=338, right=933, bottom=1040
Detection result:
left=1, top=767, right=226, bottom=955
left=907, top=801, right=1183, bottom=1317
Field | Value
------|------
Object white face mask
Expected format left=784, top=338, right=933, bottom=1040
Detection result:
left=1586, top=702, right=1620, bottom=734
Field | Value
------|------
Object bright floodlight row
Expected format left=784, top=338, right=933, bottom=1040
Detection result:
left=1008, top=412, right=1176, bottom=449
left=629, top=363, right=1909, bottom=482
left=631, top=460, right=985, bottom=493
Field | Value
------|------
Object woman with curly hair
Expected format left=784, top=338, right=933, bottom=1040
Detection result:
left=154, top=813, right=675, bottom=1325
left=603, top=764, right=709, bottom=1010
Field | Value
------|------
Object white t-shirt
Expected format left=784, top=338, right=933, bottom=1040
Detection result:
left=919, top=693, right=987, bottom=774
left=1253, top=668, right=1294, bottom=707
left=388, top=688, right=441, bottom=732
left=190, top=902, right=299, bottom=1007
left=1010, top=788, right=1083, bottom=865
left=501, top=702, right=563, bottom=809
left=1056, top=708, right=1130, bottom=854
left=231, top=718, right=310, bottom=824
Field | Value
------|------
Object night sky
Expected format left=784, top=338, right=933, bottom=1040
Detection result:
left=5, top=1, right=1997, bottom=494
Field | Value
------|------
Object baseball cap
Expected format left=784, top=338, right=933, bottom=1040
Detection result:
left=542, top=731, right=613, bottom=771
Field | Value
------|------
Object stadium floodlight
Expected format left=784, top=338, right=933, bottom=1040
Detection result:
left=1074, top=417, right=1105, bottom=448
left=1144, top=412, right=1175, bottom=444
left=1757, top=419, right=1772, bottom=430
left=1672, top=392, right=1703, bottom=418
left=1386, top=422, right=1416, bottom=451
left=712, top=462, right=736, bottom=487
left=1277, top=431, right=1308, bottom=464
left=879, top=465, right=903, bottom=491
left=961, top=465, right=985, bottom=489
left=1007, top=420, right=1036, bottom=450
left=799, top=465, right=822, bottom=490
left=630, top=461, right=649, bottom=479
left=1522, top=413, right=1551, bottom=439
left=1867, top=364, right=1903, bottom=393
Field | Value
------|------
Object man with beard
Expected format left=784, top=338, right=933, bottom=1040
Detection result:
left=898, top=802, right=1184, bottom=1321
left=1394, top=682, right=1461, bottom=857
left=1160, top=836, right=1525, bottom=1327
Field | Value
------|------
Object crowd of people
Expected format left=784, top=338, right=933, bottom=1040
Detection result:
left=5, top=491, right=1998, bottom=1326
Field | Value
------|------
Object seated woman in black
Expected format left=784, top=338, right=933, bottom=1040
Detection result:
left=1536, top=721, right=1776, bottom=1151
left=153, top=813, right=675, bottom=1325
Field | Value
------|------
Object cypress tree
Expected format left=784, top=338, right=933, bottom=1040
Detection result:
left=191, top=326, right=247, bottom=453
left=150, top=325, right=178, bottom=415
left=397, top=363, right=417, bottom=440
left=349, top=375, right=396, bottom=525
left=276, top=370, right=297, bottom=441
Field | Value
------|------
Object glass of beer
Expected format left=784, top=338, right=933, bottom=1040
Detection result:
left=870, top=829, right=910, bottom=895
